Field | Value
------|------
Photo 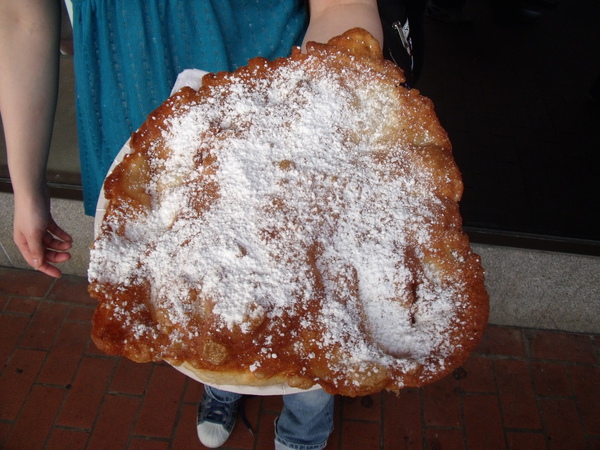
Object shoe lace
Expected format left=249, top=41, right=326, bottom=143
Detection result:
left=200, top=394, right=255, bottom=435
left=201, top=397, right=233, bottom=423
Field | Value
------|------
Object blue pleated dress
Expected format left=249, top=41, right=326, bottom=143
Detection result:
left=70, top=0, right=308, bottom=214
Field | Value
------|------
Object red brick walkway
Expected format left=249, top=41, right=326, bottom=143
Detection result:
left=0, top=266, right=598, bottom=449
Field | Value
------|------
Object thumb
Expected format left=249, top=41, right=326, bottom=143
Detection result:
left=14, top=228, right=46, bottom=270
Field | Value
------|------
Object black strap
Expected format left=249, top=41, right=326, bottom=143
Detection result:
left=377, top=0, right=427, bottom=87
left=238, top=395, right=255, bottom=435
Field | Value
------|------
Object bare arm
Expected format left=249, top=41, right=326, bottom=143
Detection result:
left=0, top=0, right=72, bottom=277
left=303, top=0, right=383, bottom=49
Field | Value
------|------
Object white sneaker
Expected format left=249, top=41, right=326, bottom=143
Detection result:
left=196, top=392, right=239, bottom=448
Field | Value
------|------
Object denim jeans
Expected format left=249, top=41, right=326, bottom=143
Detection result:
left=205, top=385, right=334, bottom=450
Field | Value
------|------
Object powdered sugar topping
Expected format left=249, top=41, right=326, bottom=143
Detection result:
left=89, top=54, right=463, bottom=384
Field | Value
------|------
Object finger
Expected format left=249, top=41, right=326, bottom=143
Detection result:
left=37, top=260, right=63, bottom=278
left=42, top=231, right=73, bottom=251
left=38, top=249, right=71, bottom=278
left=45, top=249, right=72, bottom=264
left=14, top=230, right=46, bottom=270
left=47, top=220, right=73, bottom=244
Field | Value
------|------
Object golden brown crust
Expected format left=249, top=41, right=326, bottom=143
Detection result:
left=88, top=28, right=489, bottom=397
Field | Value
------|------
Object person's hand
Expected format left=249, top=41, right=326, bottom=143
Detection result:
left=13, top=192, right=73, bottom=278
